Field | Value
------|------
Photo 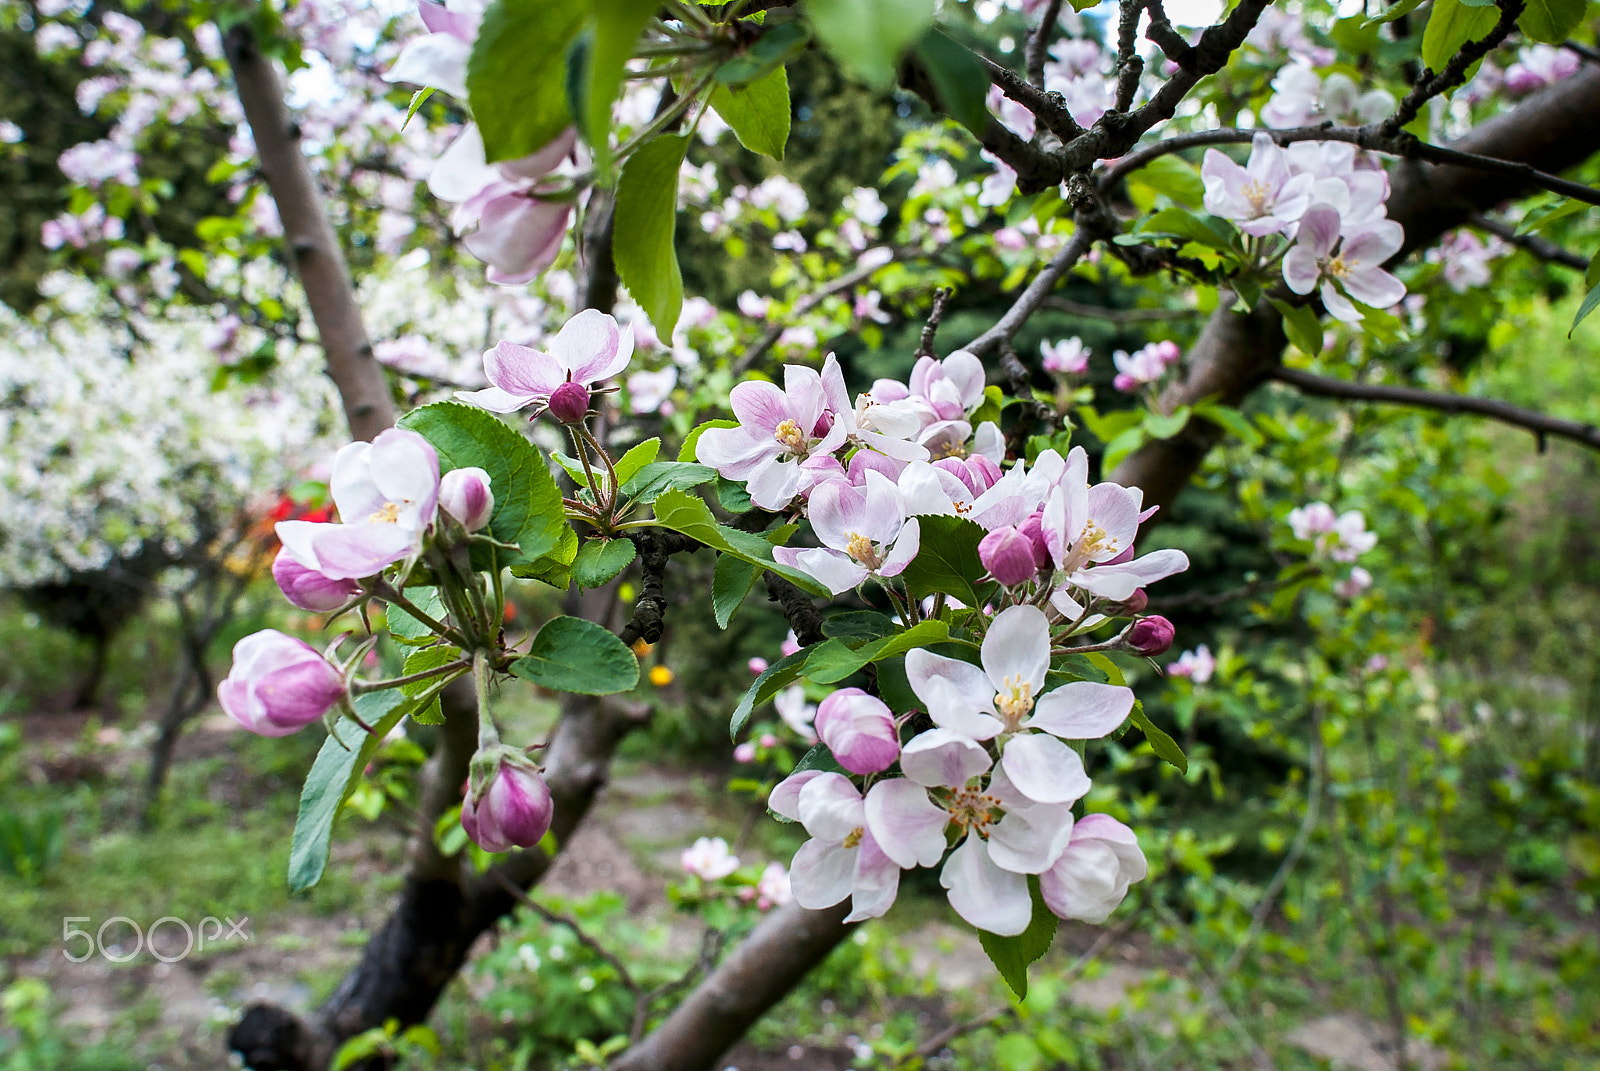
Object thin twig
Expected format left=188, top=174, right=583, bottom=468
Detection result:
left=1466, top=212, right=1589, bottom=271
left=1271, top=365, right=1600, bottom=453
left=1383, top=0, right=1524, bottom=134
left=916, top=287, right=954, bottom=358
left=1042, top=295, right=1205, bottom=322
left=1025, top=0, right=1064, bottom=89
left=492, top=870, right=641, bottom=996
left=964, top=225, right=1096, bottom=355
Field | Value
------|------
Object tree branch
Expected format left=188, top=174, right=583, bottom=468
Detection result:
left=734, top=249, right=905, bottom=373
left=1467, top=211, right=1590, bottom=271
left=1382, top=0, right=1524, bottom=134
left=222, top=25, right=395, bottom=442
left=962, top=222, right=1096, bottom=356
left=1025, top=0, right=1064, bottom=89
left=1271, top=365, right=1600, bottom=452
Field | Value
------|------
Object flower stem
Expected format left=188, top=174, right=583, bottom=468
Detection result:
left=352, top=657, right=471, bottom=694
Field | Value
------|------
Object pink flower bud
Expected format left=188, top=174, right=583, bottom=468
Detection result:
left=813, top=688, right=900, bottom=774
left=748, top=656, right=769, bottom=675
left=1127, top=616, right=1176, bottom=656
left=439, top=466, right=495, bottom=531
left=271, top=548, right=361, bottom=612
left=760, top=733, right=778, bottom=748
left=547, top=380, right=591, bottom=424
left=218, top=630, right=346, bottom=737
left=461, top=761, right=553, bottom=853
left=1120, top=588, right=1149, bottom=615
left=734, top=742, right=757, bottom=763
left=1016, top=510, right=1053, bottom=569
left=980, top=526, right=1041, bottom=586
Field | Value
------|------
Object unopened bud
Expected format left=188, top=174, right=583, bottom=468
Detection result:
left=1127, top=615, right=1176, bottom=656
left=547, top=380, right=591, bottom=424
left=813, top=688, right=899, bottom=775
left=979, top=526, right=1041, bottom=586
left=1119, top=588, right=1148, bottom=615
left=439, top=467, right=495, bottom=531
left=1016, top=510, right=1053, bottom=570
left=462, top=756, right=554, bottom=853
left=219, top=630, right=347, bottom=737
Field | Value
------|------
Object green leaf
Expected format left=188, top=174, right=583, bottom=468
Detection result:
left=715, top=20, right=812, bottom=85
left=398, top=402, right=565, bottom=567
left=1083, top=651, right=1126, bottom=685
left=1129, top=704, right=1188, bottom=773
left=613, top=437, right=661, bottom=486
left=1570, top=282, right=1600, bottom=336
left=708, top=66, right=792, bottom=159
left=911, top=29, right=991, bottom=137
left=1420, top=0, right=1497, bottom=74
left=403, top=86, right=435, bottom=130
left=1515, top=198, right=1590, bottom=235
left=970, top=384, right=1004, bottom=429
left=466, top=0, right=588, bottom=162
left=1077, top=405, right=1146, bottom=444
left=401, top=646, right=460, bottom=725
left=716, top=476, right=754, bottom=513
left=289, top=693, right=410, bottom=891
left=805, top=0, right=936, bottom=90
left=619, top=461, right=718, bottom=504
left=615, top=134, right=688, bottom=342
left=994, top=1035, right=1045, bottom=1071
left=1192, top=400, right=1263, bottom=446
left=1518, top=0, right=1585, bottom=43
left=649, top=488, right=830, bottom=595
left=1140, top=206, right=1238, bottom=252
left=512, top=524, right=580, bottom=589
left=573, top=537, right=637, bottom=589
left=979, top=877, right=1058, bottom=999
left=511, top=616, right=639, bottom=694
left=1360, top=0, right=1426, bottom=28
left=584, top=0, right=660, bottom=169
left=387, top=586, right=445, bottom=644
left=732, top=648, right=812, bottom=738
left=821, top=610, right=896, bottom=642
left=1141, top=406, right=1191, bottom=441
left=712, top=553, right=760, bottom=629
left=899, top=514, right=987, bottom=608
left=803, top=620, right=951, bottom=684
left=1128, top=155, right=1205, bottom=208
left=1269, top=297, right=1324, bottom=357
left=679, top=418, right=738, bottom=461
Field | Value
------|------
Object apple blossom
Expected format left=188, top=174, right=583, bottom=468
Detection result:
left=219, top=630, right=347, bottom=737
left=1168, top=644, right=1216, bottom=683
left=1201, top=133, right=1314, bottom=237
left=696, top=362, right=849, bottom=509
left=813, top=688, right=900, bottom=774
left=1505, top=44, right=1581, bottom=94
left=1128, top=615, right=1176, bottom=656
left=979, top=525, right=1041, bottom=586
left=906, top=605, right=1132, bottom=804
left=773, top=471, right=921, bottom=594
left=275, top=428, right=441, bottom=581
left=1041, top=447, right=1189, bottom=603
left=681, top=836, right=740, bottom=880
left=1283, top=205, right=1407, bottom=323
left=770, top=772, right=915, bottom=923
left=755, top=862, right=793, bottom=909
left=1335, top=566, right=1373, bottom=598
left=773, top=685, right=818, bottom=741
left=456, top=309, right=633, bottom=417
left=1037, top=814, right=1148, bottom=924
left=1041, top=336, right=1090, bottom=375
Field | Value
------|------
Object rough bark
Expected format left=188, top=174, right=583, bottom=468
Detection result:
left=223, top=25, right=396, bottom=442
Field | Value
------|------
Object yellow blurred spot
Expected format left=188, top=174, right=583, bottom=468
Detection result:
left=649, top=665, right=674, bottom=686
left=632, top=639, right=654, bottom=657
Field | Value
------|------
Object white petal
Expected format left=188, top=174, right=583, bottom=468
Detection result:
left=427, top=124, right=499, bottom=203
left=790, top=838, right=856, bottom=910
left=1000, top=733, right=1091, bottom=805
left=384, top=33, right=471, bottom=98
left=898, top=728, right=992, bottom=788
left=940, top=836, right=1032, bottom=936
left=986, top=803, right=1074, bottom=874
left=913, top=673, right=1005, bottom=741
left=845, top=830, right=901, bottom=922
left=796, top=772, right=865, bottom=841
left=769, top=769, right=824, bottom=821
left=864, top=779, right=949, bottom=869
left=1024, top=682, right=1135, bottom=740
left=981, top=604, right=1051, bottom=694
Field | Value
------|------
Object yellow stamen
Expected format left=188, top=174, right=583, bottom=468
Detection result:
left=368, top=502, right=402, bottom=525
left=945, top=787, right=1003, bottom=836
left=843, top=827, right=864, bottom=849
left=846, top=532, right=880, bottom=568
left=995, top=674, right=1035, bottom=730
left=773, top=419, right=808, bottom=453
left=1242, top=179, right=1273, bottom=215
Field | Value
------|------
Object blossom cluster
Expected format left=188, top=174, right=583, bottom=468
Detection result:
left=1289, top=501, right=1379, bottom=597
left=1203, top=133, right=1406, bottom=322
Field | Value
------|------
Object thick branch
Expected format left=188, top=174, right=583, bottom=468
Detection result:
left=608, top=902, right=853, bottom=1071
left=1271, top=366, right=1600, bottom=451
left=222, top=25, right=395, bottom=442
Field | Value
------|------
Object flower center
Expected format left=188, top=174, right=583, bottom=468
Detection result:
left=773, top=419, right=809, bottom=454
left=995, top=674, right=1034, bottom=729
left=945, top=787, right=1003, bottom=835
left=842, top=827, right=864, bottom=849
left=846, top=532, right=882, bottom=569
left=931, top=440, right=967, bottom=460
left=368, top=502, right=402, bottom=525
left=1059, top=519, right=1116, bottom=574
left=1323, top=253, right=1353, bottom=279
left=954, top=500, right=972, bottom=515
left=1242, top=179, right=1274, bottom=216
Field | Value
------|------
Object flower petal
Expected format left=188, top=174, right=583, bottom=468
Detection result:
left=899, top=727, right=992, bottom=788
left=1000, top=733, right=1092, bottom=805
left=981, top=604, right=1051, bottom=694
left=865, top=779, right=950, bottom=868
left=790, top=838, right=856, bottom=910
left=940, top=836, right=1033, bottom=936
left=1024, top=681, right=1135, bottom=740
left=796, top=771, right=866, bottom=842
